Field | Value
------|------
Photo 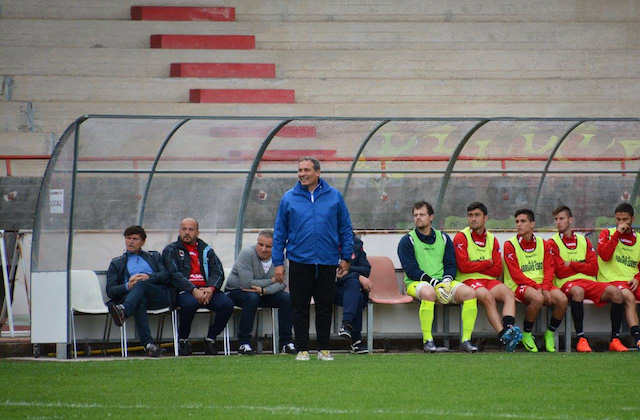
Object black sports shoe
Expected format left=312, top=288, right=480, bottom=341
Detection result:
left=460, top=340, right=479, bottom=353
left=281, top=343, right=297, bottom=354
left=204, top=337, right=218, bottom=355
left=238, top=344, right=255, bottom=355
left=338, top=321, right=353, bottom=340
left=145, top=343, right=165, bottom=357
left=108, top=303, right=126, bottom=327
left=350, top=340, right=368, bottom=354
left=178, top=339, right=191, bottom=356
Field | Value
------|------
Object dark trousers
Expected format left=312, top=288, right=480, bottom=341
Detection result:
left=120, top=281, right=172, bottom=347
left=227, top=289, right=293, bottom=347
left=176, top=291, right=234, bottom=340
left=335, top=276, right=365, bottom=341
left=289, top=260, right=336, bottom=351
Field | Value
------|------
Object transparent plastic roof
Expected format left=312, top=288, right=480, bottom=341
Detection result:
left=32, top=116, right=640, bottom=273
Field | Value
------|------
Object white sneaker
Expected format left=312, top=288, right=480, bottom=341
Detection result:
left=281, top=343, right=297, bottom=355
left=295, top=350, right=310, bottom=361
left=238, top=344, right=255, bottom=356
left=317, top=350, right=334, bottom=361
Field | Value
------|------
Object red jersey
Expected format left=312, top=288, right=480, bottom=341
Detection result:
left=503, top=235, right=555, bottom=290
left=597, top=228, right=640, bottom=282
left=548, top=232, right=598, bottom=279
left=453, top=229, right=502, bottom=278
left=184, top=242, right=205, bottom=286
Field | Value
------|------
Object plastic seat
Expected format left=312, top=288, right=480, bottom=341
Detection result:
left=366, top=256, right=414, bottom=352
left=70, top=270, right=124, bottom=358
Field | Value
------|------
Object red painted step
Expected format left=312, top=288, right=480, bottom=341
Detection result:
left=229, top=150, right=336, bottom=160
left=190, top=89, right=295, bottom=104
left=171, top=63, right=276, bottom=78
left=211, top=126, right=317, bottom=138
left=150, top=35, right=255, bottom=49
left=131, top=6, right=235, bottom=21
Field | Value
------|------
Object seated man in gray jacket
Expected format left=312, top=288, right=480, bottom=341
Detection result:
left=225, top=230, right=296, bottom=355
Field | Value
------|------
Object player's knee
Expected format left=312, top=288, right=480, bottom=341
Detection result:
left=622, top=289, right=636, bottom=305
left=608, top=287, right=624, bottom=304
left=477, top=290, right=495, bottom=306
left=529, top=294, right=544, bottom=308
left=569, top=286, right=584, bottom=301
left=556, top=293, right=568, bottom=308
left=459, top=285, right=476, bottom=301
left=420, top=287, right=436, bottom=301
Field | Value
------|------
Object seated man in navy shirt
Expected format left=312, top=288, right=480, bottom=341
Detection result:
left=336, top=232, right=372, bottom=354
left=107, top=225, right=172, bottom=357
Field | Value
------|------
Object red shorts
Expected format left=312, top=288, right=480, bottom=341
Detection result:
left=607, top=281, right=640, bottom=301
left=463, top=278, right=503, bottom=291
left=559, top=280, right=612, bottom=307
left=514, top=285, right=560, bottom=303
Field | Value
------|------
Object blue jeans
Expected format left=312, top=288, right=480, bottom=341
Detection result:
left=335, top=276, right=365, bottom=341
left=227, top=289, right=293, bottom=347
left=176, top=291, right=234, bottom=340
left=120, top=281, right=172, bottom=347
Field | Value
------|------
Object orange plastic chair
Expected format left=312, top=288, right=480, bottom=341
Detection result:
left=366, top=256, right=414, bottom=352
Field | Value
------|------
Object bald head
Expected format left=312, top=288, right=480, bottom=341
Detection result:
left=179, top=218, right=199, bottom=245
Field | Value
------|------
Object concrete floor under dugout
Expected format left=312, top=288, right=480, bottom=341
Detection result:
left=20, top=230, right=638, bottom=355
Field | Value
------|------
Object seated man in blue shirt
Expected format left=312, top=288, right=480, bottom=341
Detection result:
left=336, top=232, right=372, bottom=354
left=106, top=225, right=173, bottom=357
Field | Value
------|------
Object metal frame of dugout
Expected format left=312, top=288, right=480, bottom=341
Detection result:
left=30, top=116, right=640, bottom=357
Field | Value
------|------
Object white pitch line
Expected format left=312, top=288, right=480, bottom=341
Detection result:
left=0, top=400, right=630, bottom=420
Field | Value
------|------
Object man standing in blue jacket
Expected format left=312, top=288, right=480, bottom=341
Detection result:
left=273, top=157, right=354, bottom=361
left=163, top=218, right=234, bottom=356
left=336, top=232, right=372, bottom=354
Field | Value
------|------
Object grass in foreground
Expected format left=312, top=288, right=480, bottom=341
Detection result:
left=1, top=352, right=639, bottom=419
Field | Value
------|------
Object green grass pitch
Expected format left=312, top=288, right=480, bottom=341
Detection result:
left=1, top=352, right=639, bottom=419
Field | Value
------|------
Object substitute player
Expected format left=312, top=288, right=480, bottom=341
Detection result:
left=596, top=202, right=640, bottom=351
left=398, top=201, right=479, bottom=353
left=549, top=205, right=625, bottom=352
left=503, top=208, right=567, bottom=352
left=454, top=202, right=522, bottom=352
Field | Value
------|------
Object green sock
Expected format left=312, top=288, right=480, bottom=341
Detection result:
left=419, top=300, right=435, bottom=342
left=461, top=298, right=478, bottom=342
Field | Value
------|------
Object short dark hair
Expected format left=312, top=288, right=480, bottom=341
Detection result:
left=412, top=201, right=434, bottom=216
left=514, top=208, right=535, bottom=222
left=552, top=205, right=572, bottom=217
left=257, top=229, right=273, bottom=239
left=124, top=225, right=146, bottom=240
left=298, top=156, right=321, bottom=171
left=467, top=201, right=488, bottom=216
left=615, top=202, right=634, bottom=217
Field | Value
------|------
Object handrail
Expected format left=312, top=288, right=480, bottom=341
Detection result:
left=4, top=153, right=638, bottom=177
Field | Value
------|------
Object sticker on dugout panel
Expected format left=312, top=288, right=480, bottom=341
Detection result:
left=50, top=189, right=64, bottom=214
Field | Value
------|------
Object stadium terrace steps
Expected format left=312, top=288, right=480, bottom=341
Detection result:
left=3, top=47, right=640, bottom=79
left=189, top=89, right=295, bottom=104
left=0, top=132, right=56, bottom=155
left=170, top=63, right=276, bottom=78
left=3, top=20, right=640, bottom=50
left=7, top=75, right=640, bottom=104
left=1, top=0, right=639, bottom=22
left=150, top=34, right=256, bottom=49
left=5, top=101, right=640, bottom=136
left=131, top=6, right=235, bottom=22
